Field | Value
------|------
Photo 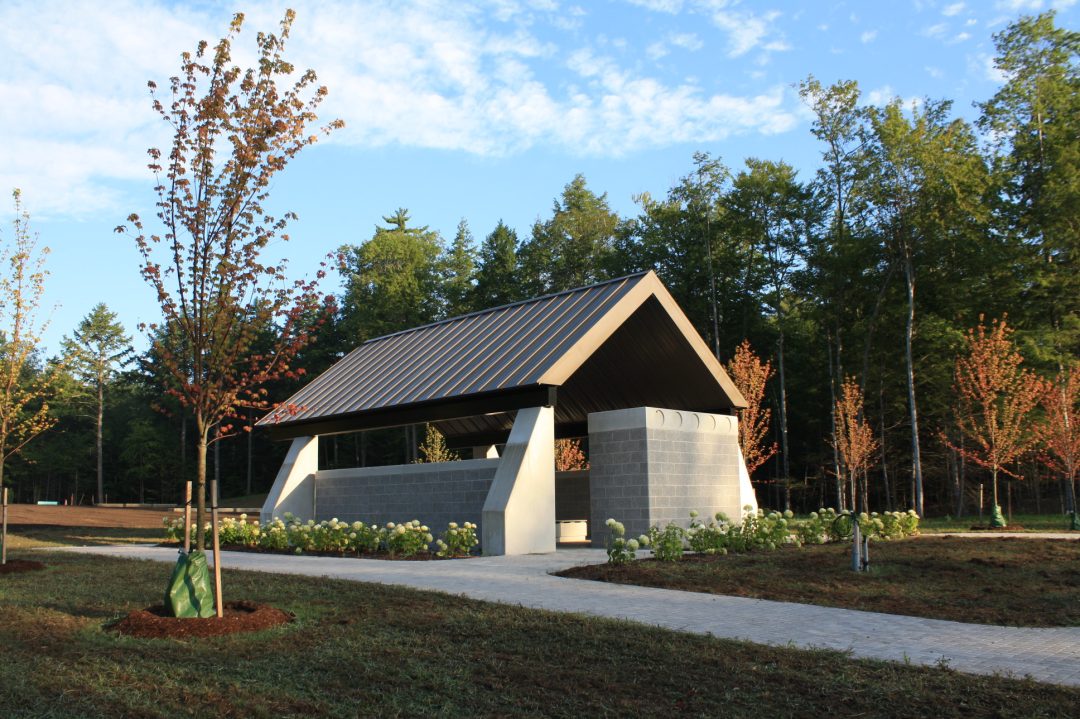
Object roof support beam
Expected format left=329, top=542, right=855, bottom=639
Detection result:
left=265, top=385, right=557, bottom=441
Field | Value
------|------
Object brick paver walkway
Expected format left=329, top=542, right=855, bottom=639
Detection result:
left=56, top=544, right=1080, bottom=687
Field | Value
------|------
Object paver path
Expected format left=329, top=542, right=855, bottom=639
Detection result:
left=56, top=544, right=1080, bottom=687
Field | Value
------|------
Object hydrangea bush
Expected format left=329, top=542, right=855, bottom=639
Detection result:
left=163, top=513, right=478, bottom=558
left=607, top=506, right=919, bottom=564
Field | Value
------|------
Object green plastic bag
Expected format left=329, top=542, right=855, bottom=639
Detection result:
left=164, top=550, right=216, bottom=618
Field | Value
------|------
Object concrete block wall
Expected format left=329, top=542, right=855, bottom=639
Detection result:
left=314, top=458, right=499, bottom=533
left=589, top=407, right=758, bottom=547
left=555, top=470, right=591, bottom=522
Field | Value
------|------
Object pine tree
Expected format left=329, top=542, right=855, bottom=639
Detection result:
left=62, top=303, right=131, bottom=504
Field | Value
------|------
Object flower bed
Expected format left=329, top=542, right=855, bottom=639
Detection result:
left=164, top=514, right=479, bottom=559
left=604, top=507, right=920, bottom=563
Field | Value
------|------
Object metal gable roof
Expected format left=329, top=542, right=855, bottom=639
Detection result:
left=259, top=270, right=746, bottom=437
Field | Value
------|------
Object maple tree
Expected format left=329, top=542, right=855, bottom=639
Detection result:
left=117, top=11, right=341, bottom=549
left=555, top=438, right=589, bottom=472
left=950, top=316, right=1046, bottom=527
left=726, top=340, right=777, bottom=476
left=1039, top=363, right=1080, bottom=525
left=833, top=376, right=878, bottom=513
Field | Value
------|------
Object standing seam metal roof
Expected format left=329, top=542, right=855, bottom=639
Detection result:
left=259, top=271, right=745, bottom=430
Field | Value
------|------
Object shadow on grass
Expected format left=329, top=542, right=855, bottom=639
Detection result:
left=6, top=526, right=162, bottom=549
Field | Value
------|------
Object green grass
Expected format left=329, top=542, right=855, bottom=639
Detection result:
left=219, top=493, right=267, bottom=508
left=919, top=513, right=1079, bottom=533
left=1, top=537, right=1079, bottom=717
left=3, top=526, right=162, bottom=551
left=559, top=536, right=1080, bottom=627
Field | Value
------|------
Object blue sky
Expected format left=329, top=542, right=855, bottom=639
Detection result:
left=2, top=0, right=1077, bottom=355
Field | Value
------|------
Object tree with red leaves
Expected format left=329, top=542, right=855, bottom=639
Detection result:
left=1039, top=363, right=1080, bottom=528
left=726, top=340, right=778, bottom=477
left=117, top=11, right=341, bottom=549
left=833, top=376, right=877, bottom=513
left=951, top=315, right=1045, bottom=528
left=555, top=438, right=589, bottom=472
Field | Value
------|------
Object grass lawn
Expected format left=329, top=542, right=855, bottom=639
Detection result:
left=919, top=513, right=1079, bottom=533
left=0, top=534, right=1077, bottom=717
left=559, top=536, right=1080, bottom=627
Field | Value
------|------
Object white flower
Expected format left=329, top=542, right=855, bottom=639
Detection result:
left=448, top=522, right=458, bottom=529
left=626, top=539, right=639, bottom=551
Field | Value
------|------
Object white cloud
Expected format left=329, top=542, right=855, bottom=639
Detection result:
left=925, top=65, right=943, bottom=78
left=860, top=30, right=878, bottom=43
left=647, top=41, right=669, bottom=60
left=669, top=32, right=704, bottom=51
left=948, top=31, right=971, bottom=43
left=1, top=0, right=804, bottom=217
left=942, top=2, right=966, bottom=16
left=923, top=23, right=948, bottom=38
left=700, top=4, right=787, bottom=58
left=995, top=0, right=1077, bottom=9
left=626, top=0, right=684, bottom=12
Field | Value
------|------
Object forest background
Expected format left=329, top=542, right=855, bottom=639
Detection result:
left=4, top=11, right=1077, bottom=520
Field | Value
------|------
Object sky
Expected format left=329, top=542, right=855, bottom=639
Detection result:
left=2, top=0, right=1078, bottom=356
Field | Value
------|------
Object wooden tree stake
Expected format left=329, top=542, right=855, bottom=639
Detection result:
left=183, top=481, right=192, bottom=555
left=210, top=479, right=223, bottom=618
left=1, top=487, right=8, bottom=565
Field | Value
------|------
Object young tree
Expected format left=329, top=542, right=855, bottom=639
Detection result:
left=0, top=190, right=57, bottom=496
left=951, top=316, right=1046, bottom=527
left=62, top=303, right=131, bottom=504
left=555, top=438, right=588, bottom=472
left=1039, top=363, right=1080, bottom=527
left=833, top=376, right=878, bottom=513
left=117, top=11, right=341, bottom=550
left=726, top=340, right=778, bottom=477
left=414, top=425, right=459, bottom=464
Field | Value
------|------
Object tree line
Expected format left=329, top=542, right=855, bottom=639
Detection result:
left=1, top=11, right=1076, bottom=519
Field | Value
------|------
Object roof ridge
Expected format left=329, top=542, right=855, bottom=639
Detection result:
left=361, top=271, right=651, bottom=345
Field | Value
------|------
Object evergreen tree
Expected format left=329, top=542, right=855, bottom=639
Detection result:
left=472, top=220, right=521, bottom=310
left=61, top=303, right=132, bottom=504
left=442, top=219, right=477, bottom=318
left=339, top=208, right=445, bottom=339
left=520, top=174, right=620, bottom=294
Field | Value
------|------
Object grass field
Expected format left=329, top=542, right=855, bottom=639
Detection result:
left=919, top=513, right=1079, bottom=533
left=2, top=539, right=1079, bottom=718
left=559, top=536, right=1080, bottom=626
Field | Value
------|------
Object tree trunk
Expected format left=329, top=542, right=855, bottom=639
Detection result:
left=195, top=425, right=208, bottom=551
left=777, top=323, right=791, bottom=512
left=827, top=333, right=844, bottom=510
left=902, top=250, right=924, bottom=516
left=96, top=379, right=105, bottom=504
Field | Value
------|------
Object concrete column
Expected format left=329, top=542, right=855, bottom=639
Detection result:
left=482, top=407, right=556, bottom=555
left=472, top=445, right=500, bottom=459
left=260, top=436, right=319, bottom=521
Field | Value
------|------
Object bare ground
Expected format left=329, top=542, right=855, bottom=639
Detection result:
left=4, top=504, right=256, bottom=529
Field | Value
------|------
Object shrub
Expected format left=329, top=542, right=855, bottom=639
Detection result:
left=218, top=514, right=260, bottom=546
left=436, top=521, right=478, bottom=558
left=686, top=511, right=731, bottom=555
left=647, top=522, right=687, bottom=562
left=605, top=518, right=648, bottom=565
left=384, top=520, right=433, bottom=557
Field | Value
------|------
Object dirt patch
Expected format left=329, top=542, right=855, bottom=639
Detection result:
left=0, top=559, right=46, bottom=575
left=4, top=505, right=256, bottom=529
left=108, top=600, right=293, bottom=639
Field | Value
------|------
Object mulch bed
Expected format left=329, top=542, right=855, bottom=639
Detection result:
left=0, top=559, right=46, bottom=575
left=108, top=601, right=293, bottom=639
